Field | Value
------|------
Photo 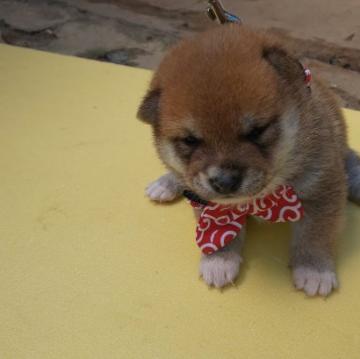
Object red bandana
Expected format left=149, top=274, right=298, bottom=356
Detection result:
left=189, top=185, right=304, bottom=255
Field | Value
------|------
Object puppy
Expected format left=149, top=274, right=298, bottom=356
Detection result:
left=137, top=24, right=360, bottom=296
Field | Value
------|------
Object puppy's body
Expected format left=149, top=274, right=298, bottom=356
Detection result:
left=138, top=25, right=360, bottom=296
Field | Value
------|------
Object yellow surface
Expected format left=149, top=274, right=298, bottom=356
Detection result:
left=1, top=44, right=360, bottom=359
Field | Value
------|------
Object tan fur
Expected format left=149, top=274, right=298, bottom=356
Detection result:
left=138, top=24, right=354, bottom=297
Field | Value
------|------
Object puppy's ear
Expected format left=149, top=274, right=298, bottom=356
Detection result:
left=263, top=46, right=305, bottom=86
left=137, top=88, right=161, bottom=125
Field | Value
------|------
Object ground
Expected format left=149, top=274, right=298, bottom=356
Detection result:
left=1, top=0, right=359, bottom=109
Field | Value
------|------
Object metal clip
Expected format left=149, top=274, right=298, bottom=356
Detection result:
left=206, top=0, right=242, bottom=24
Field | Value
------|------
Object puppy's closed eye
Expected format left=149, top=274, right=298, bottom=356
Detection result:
left=245, top=116, right=279, bottom=144
left=173, top=134, right=203, bottom=160
left=245, top=124, right=270, bottom=143
left=244, top=118, right=279, bottom=152
left=180, top=135, right=202, bottom=148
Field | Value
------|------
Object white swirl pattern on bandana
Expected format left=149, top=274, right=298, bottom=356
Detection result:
left=190, top=185, right=304, bottom=255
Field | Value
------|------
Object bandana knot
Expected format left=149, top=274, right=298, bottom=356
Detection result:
left=188, top=185, right=304, bottom=255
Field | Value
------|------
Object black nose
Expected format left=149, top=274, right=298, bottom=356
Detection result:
left=209, top=169, right=242, bottom=195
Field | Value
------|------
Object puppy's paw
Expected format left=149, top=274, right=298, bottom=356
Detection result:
left=199, top=251, right=242, bottom=288
left=145, top=173, right=182, bottom=202
left=293, top=266, right=338, bottom=297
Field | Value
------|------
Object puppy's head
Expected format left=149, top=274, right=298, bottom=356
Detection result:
left=138, top=25, right=309, bottom=203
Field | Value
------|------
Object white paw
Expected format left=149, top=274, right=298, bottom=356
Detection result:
left=293, top=266, right=338, bottom=297
left=145, top=174, right=182, bottom=202
left=199, top=252, right=242, bottom=288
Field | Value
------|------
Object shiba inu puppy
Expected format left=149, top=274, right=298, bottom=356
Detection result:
left=137, top=24, right=360, bottom=296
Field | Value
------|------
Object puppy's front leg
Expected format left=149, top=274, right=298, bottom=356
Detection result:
left=146, top=172, right=183, bottom=202
left=291, top=198, right=345, bottom=297
left=199, top=230, right=244, bottom=288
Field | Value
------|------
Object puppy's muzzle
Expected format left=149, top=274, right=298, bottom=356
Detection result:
left=209, top=168, right=242, bottom=195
